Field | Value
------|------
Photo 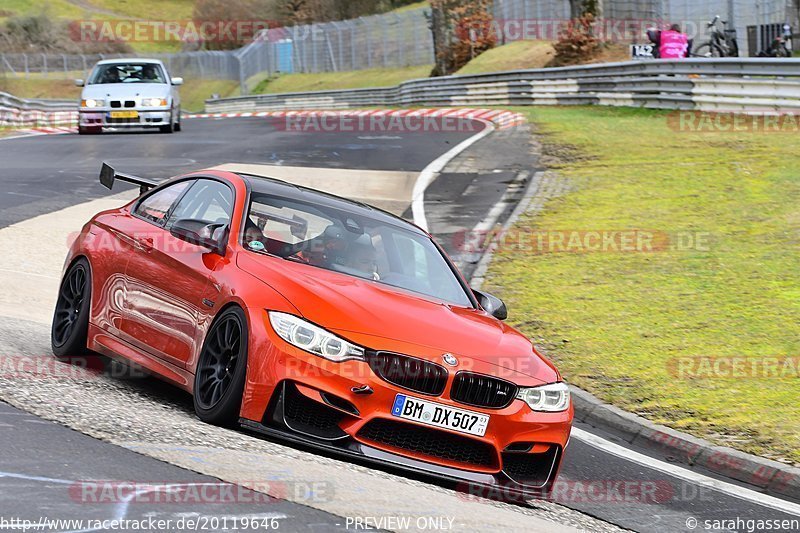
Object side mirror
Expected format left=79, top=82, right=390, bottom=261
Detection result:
left=170, top=219, right=226, bottom=256
left=171, top=77, right=184, bottom=86
left=474, top=290, right=508, bottom=321
left=74, top=79, right=85, bottom=87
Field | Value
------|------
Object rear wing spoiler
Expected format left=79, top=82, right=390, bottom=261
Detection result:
left=99, top=162, right=159, bottom=195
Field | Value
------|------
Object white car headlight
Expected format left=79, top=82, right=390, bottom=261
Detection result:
left=81, top=98, right=104, bottom=108
left=268, top=311, right=365, bottom=363
left=516, top=382, right=570, bottom=412
left=142, top=98, right=168, bottom=107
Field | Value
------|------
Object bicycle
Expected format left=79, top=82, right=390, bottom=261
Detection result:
left=693, top=15, right=739, bottom=57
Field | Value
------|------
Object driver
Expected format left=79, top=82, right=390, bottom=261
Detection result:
left=141, top=64, right=158, bottom=81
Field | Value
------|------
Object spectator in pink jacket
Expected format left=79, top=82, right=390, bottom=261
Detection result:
left=659, top=24, right=690, bottom=59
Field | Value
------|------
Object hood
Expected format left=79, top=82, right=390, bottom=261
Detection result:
left=82, top=83, right=170, bottom=100
left=237, top=252, right=558, bottom=383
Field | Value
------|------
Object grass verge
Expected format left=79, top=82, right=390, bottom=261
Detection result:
left=251, top=65, right=432, bottom=94
left=456, top=40, right=556, bottom=73
left=0, top=77, right=81, bottom=100
left=252, top=40, right=630, bottom=95
left=482, top=106, right=800, bottom=465
left=179, top=79, right=239, bottom=112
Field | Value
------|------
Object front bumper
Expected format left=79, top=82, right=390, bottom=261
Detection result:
left=79, top=109, right=171, bottom=128
left=240, top=310, right=573, bottom=495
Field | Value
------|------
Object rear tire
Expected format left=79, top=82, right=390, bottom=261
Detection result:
left=51, top=258, right=91, bottom=360
left=193, top=307, right=249, bottom=427
left=78, top=126, right=100, bottom=135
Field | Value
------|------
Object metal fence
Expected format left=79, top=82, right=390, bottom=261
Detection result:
left=1, top=0, right=796, bottom=92
left=205, top=58, right=800, bottom=115
left=236, top=7, right=435, bottom=83
left=0, top=50, right=241, bottom=81
left=0, top=91, right=76, bottom=127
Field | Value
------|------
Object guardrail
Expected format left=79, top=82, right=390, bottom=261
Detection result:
left=206, top=59, right=800, bottom=115
left=0, top=92, right=77, bottom=127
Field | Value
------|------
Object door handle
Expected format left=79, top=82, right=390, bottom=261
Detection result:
left=134, top=236, right=154, bottom=251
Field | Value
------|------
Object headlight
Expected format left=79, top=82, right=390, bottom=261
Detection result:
left=142, top=98, right=168, bottom=107
left=80, top=99, right=104, bottom=108
left=268, top=311, right=365, bottom=363
left=516, top=382, right=570, bottom=412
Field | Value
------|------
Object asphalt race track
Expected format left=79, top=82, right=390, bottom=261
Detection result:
left=0, top=117, right=798, bottom=532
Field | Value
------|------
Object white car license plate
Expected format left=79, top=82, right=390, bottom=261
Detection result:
left=391, top=394, right=489, bottom=437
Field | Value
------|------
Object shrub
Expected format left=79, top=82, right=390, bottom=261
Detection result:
left=549, top=13, right=600, bottom=67
left=0, top=13, right=131, bottom=54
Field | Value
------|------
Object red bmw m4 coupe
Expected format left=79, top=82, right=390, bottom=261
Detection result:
left=52, top=164, right=573, bottom=494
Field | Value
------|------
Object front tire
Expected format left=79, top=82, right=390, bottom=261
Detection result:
left=52, top=258, right=91, bottom=359
left=159, top=111, right=174, bottom=133
left=193, top=307, right=248, bottom=427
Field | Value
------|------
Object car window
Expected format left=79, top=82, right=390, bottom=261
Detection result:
left=88, top=63, right=167, bottom=85
left=247, top=200, right=330, bottom=245
left=133, top=181, right=191, bottom=226
left=392, top=232, right=430, bottom=280
left=244, top=193, right=471, bottom=307
left=168, top=179, right=233, bottom=226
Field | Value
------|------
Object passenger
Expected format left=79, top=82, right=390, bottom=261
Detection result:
left=102, top=68, right=120, bottom=84
left=344, top=235, right=379, bottom=280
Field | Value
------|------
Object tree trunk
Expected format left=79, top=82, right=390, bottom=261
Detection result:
left=429, top=1, right=450, bottom=76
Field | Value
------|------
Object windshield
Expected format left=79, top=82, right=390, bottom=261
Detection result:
left=243, top=193, right=473, bottom=307
left=88, top=63, right=167, bottom=85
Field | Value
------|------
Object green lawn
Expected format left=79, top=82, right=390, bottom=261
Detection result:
left=3, top=0, right=193, bottom=19
left=0, top=77, right=81, bottom=100
left=251, top=40, right=631, bottom=96
left=251, top=65, right=432, bottom=94
left=482, top=106, right=800, bottom=465
left=391, top=1, right=429, bottom=13
left=1, top=0, right=84, bottom=19
left=86, top=0, right=194, bottom=20
left=457, top=40, right=556, bottom=74
left=2, top=0, right=195, bottom=53
left=180, top=79, right=239, bottom=112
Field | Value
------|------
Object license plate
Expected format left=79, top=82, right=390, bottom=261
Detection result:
left=110, top=111, right=138, bottom=119
left=391, top=394, right=489, bottom=437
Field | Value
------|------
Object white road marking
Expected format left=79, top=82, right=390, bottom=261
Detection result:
left=411, top=119, right=495, bottom=231
left=0, top=470, right=278, bottom=533
left=471, top=170, right=529, bottom=235
left=0, top=268, right=59, bottom=280
left=571, top=427, right=800, bottom=516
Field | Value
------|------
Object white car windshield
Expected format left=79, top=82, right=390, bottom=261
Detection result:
left=243, top=193, right=473, bottom=307
left=88, top=63, right=166, bottom=85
